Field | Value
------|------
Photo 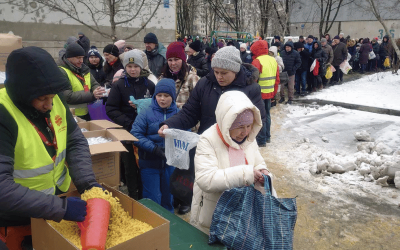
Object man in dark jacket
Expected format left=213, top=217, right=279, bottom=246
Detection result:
left=103, top=44, right=124, bottom=86
left=331, top=35, right=348, bottom=85
left=187, top=40, right=209, bottom=77
left=87, top=46, right=106, bottom=86
left=78, top=32, right=90, bottom=62
left=304, top=35, right=314, bottom=53
left=311, top=41, right=328, bottom=90
left=0, top=47, right=99, bottom=237
left=279, top=42, right=302, bottom=104
left=143, top=32, right=167, bottom=78
left=369, top=38, right=380, bottom=71
left=294, top=42, right=310, bottom=96
left=271, top=36, right=283, bottom=51
left=299, top=35, right=306, bottom=44
left=158, top=46, right=266, bottom=135
left=59, top=43, right=105, bottom=120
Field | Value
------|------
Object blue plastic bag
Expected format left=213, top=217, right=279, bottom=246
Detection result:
left=209, top=175, right=297, bottom=250
left=129, top=96, right=152, bottom=114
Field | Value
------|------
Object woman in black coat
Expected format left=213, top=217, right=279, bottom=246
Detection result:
left=311, top=41, right=328, bottom=91
left=159, top=46, right=266, bottom=135
left=359, top=38, right=372, bottom=73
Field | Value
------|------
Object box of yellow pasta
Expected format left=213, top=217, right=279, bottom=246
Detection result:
left=31, top=184, right=170, bottom=250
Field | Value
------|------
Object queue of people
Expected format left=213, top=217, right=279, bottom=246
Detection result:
left=1, top=29, right=397, bottom=249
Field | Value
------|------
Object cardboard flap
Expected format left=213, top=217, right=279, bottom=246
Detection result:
left=108, top=129, right=139, bottom=142
left=90, top=120, right=123, bottom=129
left=89, top=141, right=128, bottom=155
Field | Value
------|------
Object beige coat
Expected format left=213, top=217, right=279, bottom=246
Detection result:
left=190, top=91, right=276, bottom=234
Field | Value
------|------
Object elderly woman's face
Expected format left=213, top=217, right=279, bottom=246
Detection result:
left=230, top=124, right=252, bottom=142
left=213, top=67, right=236, bottom=87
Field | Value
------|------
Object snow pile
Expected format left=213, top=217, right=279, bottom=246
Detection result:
left=305, top=72, right=400, bottom=110
left=0, top=72, right=5, bottom=84
left=87, top=136, right=112, bottom=145
left=277, top=103, right=400, bottom=205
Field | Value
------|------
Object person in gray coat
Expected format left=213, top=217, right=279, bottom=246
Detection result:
left=0, top=47, right=100, bottom=230
left=321, top=38, right=333, bottom=86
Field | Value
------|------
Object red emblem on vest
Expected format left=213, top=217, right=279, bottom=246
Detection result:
left=55, top=115, right=62, bottom=126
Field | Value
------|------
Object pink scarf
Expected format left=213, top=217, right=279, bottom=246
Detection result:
left=217, top=125, right=248, bottom=167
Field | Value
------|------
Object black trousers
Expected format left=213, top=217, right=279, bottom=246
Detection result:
left=121, top=143, right=142, bottom=200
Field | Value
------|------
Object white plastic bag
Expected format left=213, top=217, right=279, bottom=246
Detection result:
left=310, top=59, right=317, bottom=72
left=164, top=129, right=200, bottom=170
left=368, top=50, right=376, bottom=60
left=339, top=61, right=352, bottom=74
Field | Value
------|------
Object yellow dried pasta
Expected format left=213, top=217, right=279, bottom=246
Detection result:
left=48, top=187, right=153, bottom=249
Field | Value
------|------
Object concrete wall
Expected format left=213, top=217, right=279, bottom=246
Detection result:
left=289, top=20, right=400, bottom=41
left=0, top=1, right=176, bottom=59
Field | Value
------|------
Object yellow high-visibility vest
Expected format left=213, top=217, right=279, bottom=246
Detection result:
left=0, top=88, right=71, bottom=194
left=257, top=55, right=278, bottom=94
left=59, top=66, right=91, bottom=116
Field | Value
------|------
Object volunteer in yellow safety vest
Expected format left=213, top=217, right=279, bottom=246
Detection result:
left=59, top=43, right=106, bottom=120
left=250, top=40, right=280, bottom=146
left=0, top=47, right=102, bottom=229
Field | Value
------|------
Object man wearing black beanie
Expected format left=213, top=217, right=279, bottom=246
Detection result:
left=103, top=44, right=124, bottom=86
left=187, top=40, right=209, bottom=77
left=58, top=43, right=105, bottom=120
left=143, top=32, right=167, bottom=78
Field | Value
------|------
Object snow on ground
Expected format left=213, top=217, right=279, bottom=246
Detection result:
left=305, top=72, right=400, bottom=110
left=275, top=103, right=400, bottom=207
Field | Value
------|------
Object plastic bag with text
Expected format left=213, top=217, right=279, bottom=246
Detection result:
left=164, top=129, right=200, bottom=170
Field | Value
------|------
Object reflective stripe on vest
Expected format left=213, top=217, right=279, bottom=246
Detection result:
left=0, top=89, right=71, bottom=194
left=59, top=66, right=91, bottom=116
left=257, top=55, right=278, bottom=94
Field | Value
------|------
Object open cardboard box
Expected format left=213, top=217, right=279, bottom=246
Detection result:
left=32, top=184, right=170, bottom=250
left=78, top=120, right=123, bottom=132
left=81, top=129, right=138, bottom=187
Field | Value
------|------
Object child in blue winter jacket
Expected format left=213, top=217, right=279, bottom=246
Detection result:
left=131, top=78, right=179, bottom=213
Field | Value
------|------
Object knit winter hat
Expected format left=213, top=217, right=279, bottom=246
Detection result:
left=217, top=42, right=224, bottom=49
left=114, top=40, right=126, bottom=50
left=230, top=109, right=254, bottom=130
left=144, top=32, right=158, bottom=44
left=274, top=36, right=280, bottom=40
left=211, top=46, right=242, bottom=73
left=189, top=40, right=201, bottom=52
left=103, top=44, right=119, bottom=57
left=123, top=50, right=144, bottom=69
left=307, top=35, right=314, bottom=39
left=240, top=43, right=247, bottom=50
left=88, top=46, right=101, bottom=59
left=65, top=43, right=85, bottom=58
left=154, top=78, right=176, bottom=100
left=320, top=38, right=327, bottom=43
left=166, top=41, right=186, bottom=62
left=333, top=35, right=340, bottom=40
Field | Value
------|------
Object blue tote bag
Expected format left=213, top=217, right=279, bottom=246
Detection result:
left=209, top=175, right=297, bottom=250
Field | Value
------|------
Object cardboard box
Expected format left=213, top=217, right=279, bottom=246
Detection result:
left=73, top=116, right=86, bottom=123
left=78, top=120, right=123, bottom=132
left=32, top=184, right=170, bottom=250
left=0, top=33, right=23, bottom=71
left=83, top=129, right=138, bottom=187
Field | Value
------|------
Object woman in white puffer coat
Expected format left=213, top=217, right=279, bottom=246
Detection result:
left=190, top=91, right=276, bottom=234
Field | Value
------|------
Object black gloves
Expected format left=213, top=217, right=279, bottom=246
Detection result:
left=153, top=145, right=166, bottom=160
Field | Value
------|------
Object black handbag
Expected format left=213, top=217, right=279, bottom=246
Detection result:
left=170, top=147, right=195, bottom=204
